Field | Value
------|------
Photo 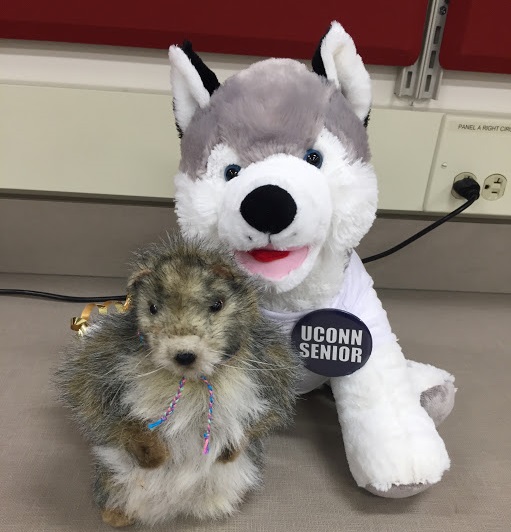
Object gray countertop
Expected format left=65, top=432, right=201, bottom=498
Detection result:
left=1, top=274, right=510, bottom=532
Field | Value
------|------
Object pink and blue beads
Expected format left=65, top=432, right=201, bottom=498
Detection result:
left=147, top=375, right=215, bottom=455
left=199, top=376, right=214, bottom=455
left=148, top=376, right=187, bottom=430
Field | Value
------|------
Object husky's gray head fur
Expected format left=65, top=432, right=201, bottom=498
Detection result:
left=170, top=22, right=377, bottom=311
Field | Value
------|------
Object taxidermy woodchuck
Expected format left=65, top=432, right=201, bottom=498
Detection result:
left=55, top=236, right=299, bottom=527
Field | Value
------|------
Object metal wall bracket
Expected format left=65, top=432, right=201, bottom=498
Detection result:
left=395, top=0, right=450, bottom=101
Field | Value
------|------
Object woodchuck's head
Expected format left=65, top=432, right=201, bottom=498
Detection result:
left=127, top=235, right=261, bottom=379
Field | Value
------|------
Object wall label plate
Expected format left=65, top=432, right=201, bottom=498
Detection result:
left=452, top=121, right=511, bottom=134
left=424, top=114, right=511, bottom=218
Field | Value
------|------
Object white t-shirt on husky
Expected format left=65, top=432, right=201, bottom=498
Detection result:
left=261, top=252, right=397, bottom=394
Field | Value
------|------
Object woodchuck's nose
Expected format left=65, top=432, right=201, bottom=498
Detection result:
left=175, top=352, right=197, bottom=366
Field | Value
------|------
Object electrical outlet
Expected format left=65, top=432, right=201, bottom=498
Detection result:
left=424, top=114, right=511, bottom=218
left=481, top=174, right=507, bottom=201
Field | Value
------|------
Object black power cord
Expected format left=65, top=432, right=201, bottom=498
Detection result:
left=0, top=176, right=480, bottom=302
left=0, top=290, right=126, bottom=303
left=362, top=176, right=481, bottom=264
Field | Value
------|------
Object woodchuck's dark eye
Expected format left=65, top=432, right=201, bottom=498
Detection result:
left=224, top=164, right=241, bottom=181
left=304, top=149, right=323, bottom=168
left=149, top=304, right=158, bottom=315
left=209, top=300, right=223, bottom=312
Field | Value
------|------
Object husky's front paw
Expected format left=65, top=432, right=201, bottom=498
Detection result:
left=341, top=407, right=451, bottom=497
left=348, top=431, right=450, bottom=497
left=365, top=482, right=432, bottom=498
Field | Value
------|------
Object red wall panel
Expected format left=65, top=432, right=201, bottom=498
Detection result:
left=0, top=1, right=429, bottom=66
left=440, top=0, right=511, bottom=74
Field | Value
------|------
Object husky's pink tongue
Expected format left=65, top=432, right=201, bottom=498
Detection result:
left=235, top=246, right=309, bottom=280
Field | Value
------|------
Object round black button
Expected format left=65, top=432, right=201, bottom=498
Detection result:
left=291, top=309, right=372, bottom=377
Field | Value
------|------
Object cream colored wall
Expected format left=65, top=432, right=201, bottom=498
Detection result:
left=0, top=82, right=447, bottom=211
left=1, top=40, right=511, bottom=214
left=2, top=40, right=510, bottom=112
left=0, top=84, right=177, bottom=199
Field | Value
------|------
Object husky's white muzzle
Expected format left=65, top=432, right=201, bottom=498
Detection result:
left=217, top=154, right=332, bottom=288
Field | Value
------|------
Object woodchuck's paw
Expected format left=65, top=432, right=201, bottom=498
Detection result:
left=125, top=430, right=169, bottom=468
left=217, top=446, right=242, bottom=463
left=101, top=508, right=135, bottom=528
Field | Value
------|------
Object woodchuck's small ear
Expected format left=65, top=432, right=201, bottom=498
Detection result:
left=211, top=263, right=236, bottom=281
left=127, top=268, right=152, bottom=292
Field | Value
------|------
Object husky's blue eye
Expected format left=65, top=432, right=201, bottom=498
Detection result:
left=304, top=149, right=323, bottom=168
left=224, top=164, right=241, bottom=181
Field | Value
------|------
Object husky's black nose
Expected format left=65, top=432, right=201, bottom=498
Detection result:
left=175, top=352, right=197, bottom=366
left=240, top=185, right=297, bottom=234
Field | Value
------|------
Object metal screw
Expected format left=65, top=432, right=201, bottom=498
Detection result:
left=439, top=5, right=447, bottom=15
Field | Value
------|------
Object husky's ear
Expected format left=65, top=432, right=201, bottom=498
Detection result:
left=312, top=21, right=371, bottom=125
left=168, top=41, right=220, bottom=136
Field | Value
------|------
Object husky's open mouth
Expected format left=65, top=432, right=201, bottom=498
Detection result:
left=235, top=246, right=309, bottom=280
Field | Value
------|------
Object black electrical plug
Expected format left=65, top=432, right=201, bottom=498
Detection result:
left=452, top=176, right=481, bottom=201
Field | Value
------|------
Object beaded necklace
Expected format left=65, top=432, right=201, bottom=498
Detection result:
left=147, top=375, right=215, bottom=455
left=139, top=331, right=215, bottom=455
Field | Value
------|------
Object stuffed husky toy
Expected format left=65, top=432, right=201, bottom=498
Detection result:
left=167, top=21, right=456, bottom=498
